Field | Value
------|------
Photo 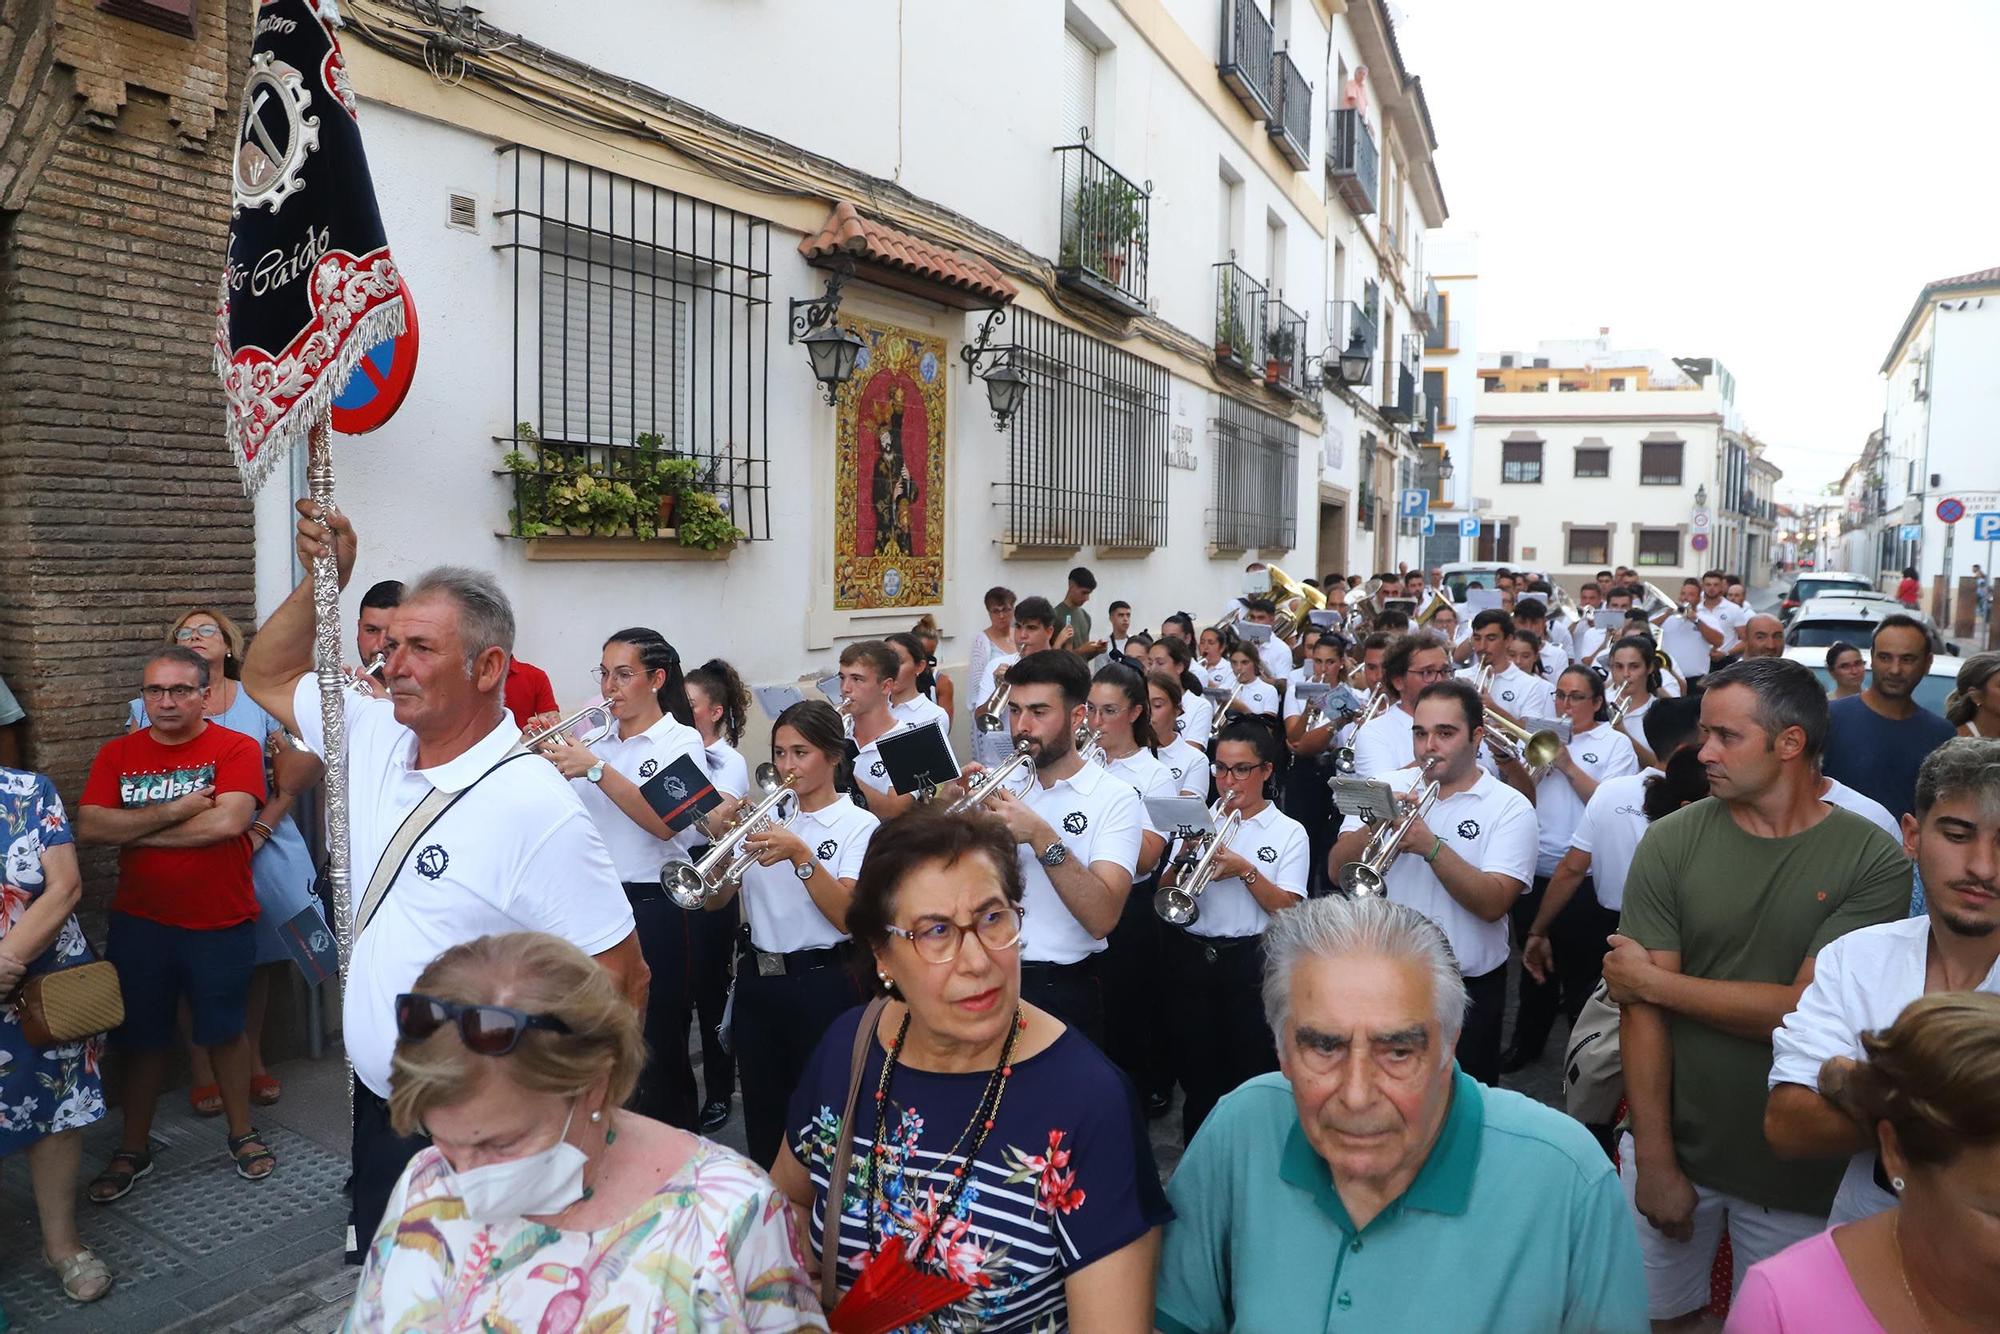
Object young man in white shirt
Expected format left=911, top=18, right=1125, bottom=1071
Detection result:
left=970, top=598, right=1056, bottom=768
left=1352, top=632, right=1452, bottom=780
left=1242, top=599, right=1296, bottom=682
left=1691, top=568, right=1751, bottom=681
left=841, top=640, right=920, bottom=820
left=960, top=649, right=1142, bottom=1046
left=1513, top=598, right=1572, bottom=682
left=883, top=631, right=949, bottom=733
left=1459, top=610, right=1556, bottom=732
left=1327, top=678, right=1538, bottom=1085
left=1765, top=736, right=1997, bottom=1224
left=1159, top=721, right=1309, bottom=1144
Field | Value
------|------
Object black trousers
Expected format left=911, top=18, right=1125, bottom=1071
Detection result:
left=626, top=883, right=700, bottom=1131
left=732, top=943, right=858, bottom=1168
left=692, top=896, right=739, bottom=1106
left=1457, top=964, right=1507, bottom=1086
left=1163, top=929, right=1277, bottom=1145
left=1021, top=958, right=1104, bottom=1049
left=1101, top=870, right=1173, bottom=1101
left=347, top=1078, right=429, bottom=1264
left=1284, top=755, right=1340, bottom=898
left=1511, top=875, right=1617, bottom=1060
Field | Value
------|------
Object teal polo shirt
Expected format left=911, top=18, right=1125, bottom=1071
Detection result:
left=1156, top=1068, right=1646, bottom=1333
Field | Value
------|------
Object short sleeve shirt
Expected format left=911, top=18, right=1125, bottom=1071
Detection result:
left=1820, top=695, right=1957, bottom=823
left=849, top=719, right=912, bottom=797
left=737, top=797, right=877, bottom=953
left=1097, top=749, right=1179, bottom=837
left=291, top=678, right=633, bottom=1098
left=81, top=722, right=266, bottom=929
left=1157, top=738, right=1210, bottom=795
left=1196, top=660, right=1234, bottom=692
left=1533, top=723, right=1640, bottom=877
left=572, top=713, right=707, bottom=882
left=1257, top=639, right=1293, bottom=682
left=1378, top=767, right=1538, bottom=976
left=1570, top=769, right=1659, bottom=912
left=0, top=674, right=23, bottom=727
left=1351, top=704, right=1417, bottom=779
left=1182, top=802, right=1308, bottom=939
left=1231, top=679, right=1280, bottom=719
left=1176, top=692, right=1215, bottom=743
left=1616, top=799, right=1911, bottom=1213
left=1696, top=598, right=1751, bottom=656
left=889, top=694, right=949, bottom=734
left=1017, top=759, right=1144, bottom=963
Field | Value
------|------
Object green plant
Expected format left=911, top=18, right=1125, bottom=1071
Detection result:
left=674, top=489, right=744, bottom=550
left=1266, top=326, right=1297, bottom=361
left=1076, top=175, right=1145, bottom=262
left=502, top=426, right=740, bottom=549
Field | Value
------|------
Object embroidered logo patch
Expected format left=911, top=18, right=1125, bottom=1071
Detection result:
left=1583, top=753, right=1599, bottom=764
left=1257, top=845, right=1278, bottom=863
left=414, top=844, right=449, bottom=880
left=871, top=760, right=887, bottom=778
left=1456, top=819, right=1481, bottom=840
left=638, top=759, right=658, bottom=779
left=1062, top=811, right=1089, bottom=835
left=817, top=839, right=838, bottom=861
left=1500, top=689, right=1517, bottom=703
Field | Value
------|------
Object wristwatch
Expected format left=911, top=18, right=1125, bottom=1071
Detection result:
left=585, top=762, right=605, bottom=784
left=1036, top=839, right=1070, bottom=868
left=793, top=858, right=816, bottom=881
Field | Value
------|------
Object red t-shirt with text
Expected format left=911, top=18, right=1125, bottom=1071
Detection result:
left=81, top=722, right=266, bottom=929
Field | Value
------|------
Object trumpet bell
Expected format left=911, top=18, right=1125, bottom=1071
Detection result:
left=975, top=709, right=1009, bottom=733
left=1154, top=886, right=1199, bottom=926
left=1339, top=862, right=1387, bottom=897
left=665, top=861, right=711, bottom=910
left=1524, top=731, right=1565, bottom=771
left=1414, top=589, right=1454, bottom=626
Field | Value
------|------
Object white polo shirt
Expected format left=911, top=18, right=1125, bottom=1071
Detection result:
left=291, top=678, right=632, bottom=1098
left=1532, top=722, right=1640, bottom=877
left=1374, top=765, right=1537, bottom=978
left=1618, top=698, right=1654, bottom=756
left=849, top=717, right=911, bottom=796
left=1570, top=621, right=1611, bottom=666
left=1659, top=614, right=1712, bottom=682
left=1196, top=659, right=1234, bottom=692
left=1696, top=597, right=1751, bottom=656
left=1179, top=800, right=1308, bottom=940
left=891, top=693, right=949, bottom=733
left=1176, top=692, right=1215, bottom=745
left=1770, top=917, right=2000, bottom=1225
left=1226, top=679, right=1280, bottom=719
left=572, top=712, right=707, bottom=882
left=1537, top=640, right=1570, bottom=681
left=1350, top=702, right=1417, bottom=779
left=737, top=796, right=877, bottom=953
left=1157, top=738, right=1210, bottom=795
left=704, top=738, right=750, bottom=805
left=1461, top=661, right=1556, bottom=723
left=1570, top=768, right=1659, bottom=912
left=1015, top=758, right=1144, bottom=964
left=1097, top=747, right=1179, bottom=840
left=1821, top=777, right=1901, bottom=842
left=1256, top=638, right=1293, bottom=683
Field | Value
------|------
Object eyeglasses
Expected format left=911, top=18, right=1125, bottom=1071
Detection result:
left=1553, top=691, right=1597, bottom=705
left=141, top=684, right=203, bottom=702
left=394, top=993, right=572, bottom=1055
left=173, top=625, right=222, bottom=642
left=1407, top=665, right=1450, bottom=680
left=1212, top=761, right=1270, bottom=779
left=885, top=904, right=1025, bottom=965
left=591, top=667, right=644, bottom=688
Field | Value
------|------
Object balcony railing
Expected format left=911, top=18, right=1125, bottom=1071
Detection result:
left=1328, top=298, right=1378, bottom=361
left=1217, top=0, right=1275, bottom=121
left=1424, top=318, right=1461, bottom=352
left=1267, top=47, right=1312, bottom=168
left=1412, top=394, right=1436, bottom=444
left=1055, top=136, right=1151, bottom=318
left=1326, top=107, right=1379, bottom=215
left=1382, top=334, right=1421, bottom=422
left=1213, top=260, right=1267, bottom=374
left=1414, top=275, right=1440, bottom=334
left=1263, top=297, right=1308, bottom=397
left=1437, top=395, right=1460, bottom=429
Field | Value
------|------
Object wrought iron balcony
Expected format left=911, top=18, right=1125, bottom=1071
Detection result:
left=1213, top=260, right=1267, bottom=375
left=1267, top=48, right=1312, bottom=168
left=1217, top=0, right=1276, bottom=121
left=1325, top=299, right=1377, bottom=385
left=1437, top=395, right=1459, bottom=429
left=1382, top=335, right=1421, bottom=422
left=1055, top=136, right=1151, bottom=318
left=1326, top=107, right=1379, bottom=215
left=1413, top=275, right=1440, bottom=334
left=1424, top=319, right=1461, bottom=352
left=1263, top=297, right=1308, bottom=397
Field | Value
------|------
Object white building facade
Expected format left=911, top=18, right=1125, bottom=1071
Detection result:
left=255, top=0, right=1446, bottom=759
left=1419, top=232, right=1477, bottom=569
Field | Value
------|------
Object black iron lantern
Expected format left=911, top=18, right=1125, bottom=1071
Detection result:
left=790, top=257, right=863, bottom=405
left=1338, top=333, right=1373, bottom=387
left=961, top=308, right=1026, bottom=430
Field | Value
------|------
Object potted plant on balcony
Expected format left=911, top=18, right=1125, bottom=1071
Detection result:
left=1264, top=325, right=1297, bottom=387
left=1216, top=288, right=1246, bottom=366
left=1076, top=175, right=1145, bottom=287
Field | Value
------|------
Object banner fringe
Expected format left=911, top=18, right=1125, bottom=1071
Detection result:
left=225, top=295, right=406, bottom=498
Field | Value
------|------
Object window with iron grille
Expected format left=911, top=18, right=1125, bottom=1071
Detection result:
left=1637, top=528, right=1681, bottom=566
left=497, top=147, right=771, bottom=539
left=1574, top=446, right=1610, bottom=478
left=1211, top=394, right=1298, bottom=551
left=1567, top=527, right=1611, bottom=566
left=1003, top=308, right=1170, bottom=549
left=1640, top=440, right=1684, bottom=486
left=1501, top=439, right=1543, bottom=484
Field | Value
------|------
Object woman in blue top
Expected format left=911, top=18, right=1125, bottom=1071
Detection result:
left=771, top=807, right=1171, bottom=1333
left=131, top=608, right=322, bottom=1113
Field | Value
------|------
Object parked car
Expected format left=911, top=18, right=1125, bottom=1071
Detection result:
left=1785, top=596, right=1956, bottom=656
left=1783, top=646, right=1959, bottom=714
left=1781, top=571, right=1873, bottom=623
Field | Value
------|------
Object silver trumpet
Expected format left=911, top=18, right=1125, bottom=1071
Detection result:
left=835, top=698, right=855, bottom=737
left=1331, top=688, right=1390, bottom=774
left=659, top=763, right=800, bottom=909
left=974, top=669, right=1012, bottom=734
left=347, top=654, right=386, bottom=696
left=947, top=739, right=1036, bottom=814
left=520, top=700, right=616, bottom=752
left=1469, top=662, right=1493, bottom=696
left=1208, top=685, right=1242, bottom=740
left=1339, top=757, right=1442, bottom=897
left=1154, top=795, right=1242, bottom=926
left=1606, top=679, right=1633, bottom=727
left=1073, top=720, right=1104, bottom=766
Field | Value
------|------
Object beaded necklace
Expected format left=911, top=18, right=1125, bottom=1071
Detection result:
left=863, top=1008, right=1026, bottom=1262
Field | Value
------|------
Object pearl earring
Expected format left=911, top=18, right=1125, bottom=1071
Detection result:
left=1892, top=1175, right=1906, bottom=1192
left=589, top=1109, right=603, bottom=1124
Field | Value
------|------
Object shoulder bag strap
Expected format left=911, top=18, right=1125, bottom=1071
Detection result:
left=352, top=752, right=537, bottom=938
left=821, top=994, right=890, bottom=1312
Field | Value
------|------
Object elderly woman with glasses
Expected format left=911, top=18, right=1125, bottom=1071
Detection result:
left=347, top=931, right=823, bottom=1331
left=770, top=807, right=1171, bottom=1333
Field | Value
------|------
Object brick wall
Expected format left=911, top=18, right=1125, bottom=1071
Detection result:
left=0, top=0, right=253, bottom=910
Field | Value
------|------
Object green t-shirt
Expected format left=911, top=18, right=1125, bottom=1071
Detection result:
left=1619, top=798, right=1910, bottom=1214
left=1050, top=599, right=1092, bottom=652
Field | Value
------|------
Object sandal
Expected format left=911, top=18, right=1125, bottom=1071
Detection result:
left=88, top=1149, right=154, bottom=1204
left=250, top=1073, right=283, bottom=1106
left=189, top=1084, right=223, bottom=1117
left=45, top=1248, right=113, bottom=1303
left=228, top=1128, right=277, bottom=1182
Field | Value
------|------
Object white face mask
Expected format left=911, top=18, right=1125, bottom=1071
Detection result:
left=445, top=1101, right=590, bottom=1223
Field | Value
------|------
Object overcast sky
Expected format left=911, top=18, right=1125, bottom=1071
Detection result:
left=1396, top=0, right=1999, bottom=502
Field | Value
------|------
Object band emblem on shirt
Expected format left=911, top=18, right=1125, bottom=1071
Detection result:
left=1456, top=819, right=1480, bottom=839
left=1256, top=845, right=1277, bottom=863
left=1500, top=689, right=1517, bottom=703
left=870, top=760, right=886, bottom=778
left=1062, top=811, right=1088, bottom=835
left=415, top=844, right=449, bottom=880
left=638, top=759, right=658, bottom=778
left=817, top=839, right=838, bottom=861
left=1583, top=752, right=1599, bottom=764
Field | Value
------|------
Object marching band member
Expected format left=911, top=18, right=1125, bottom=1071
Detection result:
left=884, top=630, right=949, bottom=732
left=1606, top=635, right=1665, bottom=766
left=957, top=650, right=1141, bottom=1046
left=909, top=615, right=956, bottom=724
left=1326, top=680, right=1537, bottom=1085
left=1159, top=610, right=1196, bottom=644
left=682, top=658, right=752, bottom=1131
left=967, top=586, right=1015, bottom=718
left=1195, top=625, right=1236, bottom=691
left=1350, top=632, right=1452, bottom=779
left=1241, top=600, right=1296, bottom=682
left=1087, top=666, right=1175, bottom=875
left=1502, top=666, right=1640, bottom=1074
left=1147, top=636, right=1213, bottom=744
left=1460, top=610, right=1556, bottom=725
left=1146, top=671, right=1211, bottom=796
left=1160, top=723, right=1309, bottom=1144
left=1223, top=645, right=1280, bottom=721
left=685, top=659, right=751, bottom=796
left=1283, top=635, right=1360, bottom=766
left=970, top=600, right=1049, bottom=770
left=717, top=699, right=875, bottom=1167
left=1568, top=583, right=1610, bottom=665
left=839, top=640, right=918, bottom=819
left=1513, top=599, right=1571, bottom=680
left=1334, top=630, right=1396, bottom=754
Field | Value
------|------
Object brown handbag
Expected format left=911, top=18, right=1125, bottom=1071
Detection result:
left=16, top=959, right=125, bottom=1047
left=821, top=995, right=890, bottom=1313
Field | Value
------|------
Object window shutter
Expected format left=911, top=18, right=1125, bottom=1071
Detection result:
left=538, top=229, right=688, bottom=448
left=1061, top=29, right=1098, bottom=142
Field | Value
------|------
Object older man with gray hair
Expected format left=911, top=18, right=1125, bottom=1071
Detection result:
left=245, top=502, right=647, bottom=1263
left=1154, top=895, right=1645, bottom=1333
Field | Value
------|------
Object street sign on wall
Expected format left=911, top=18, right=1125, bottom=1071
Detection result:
left=1975, top=513, right=2000, bottom=542
left=1458, top=516, right=1481, bottom=539
left=1937, top=497, right=1966, bottom=524
left=1899, top=524, right=1923, bottom=542
left=1691, top=533, right=1709, bottom=553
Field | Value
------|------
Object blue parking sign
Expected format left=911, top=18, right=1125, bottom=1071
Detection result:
left=1421, top=515, right=1436, bottom=537
left=1975, top=512, right=2000, bottom=542
left=1458, top=516, right=1481, bottom=539
left=1400, top=488, right=1430, bottom=517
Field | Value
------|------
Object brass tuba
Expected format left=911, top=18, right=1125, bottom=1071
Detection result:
left=1268, top=564, right=1328, bottom=645
left=1413, top=589, right=1455, bottom=628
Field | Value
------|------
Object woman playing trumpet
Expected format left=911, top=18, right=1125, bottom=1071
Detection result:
left=1605, top=636, right=1666, bottom=767
left=1144, top=671, right=1211, bottom=797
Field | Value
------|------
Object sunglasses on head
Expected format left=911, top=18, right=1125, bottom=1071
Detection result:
left=395, top=993, right=572, bottom=1055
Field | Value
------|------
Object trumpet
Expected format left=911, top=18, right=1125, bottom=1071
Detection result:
left=520, top=700, right=616, bottom=752
left=347, top=653, right=386, bottom=696
left=1606, top=679, right=1633, bottom=727
left=1468, top=662, right=1493, bottom=696
left=1209, top=685, right=1242, bottom=740
left=659, top=763, right=800, bottom=909
left=947, top=739, right=1036, bottom=814
left=974, top=669, right=1012, bottom=734
left=1484, top=710, right=1564, bottom=776
left=1073, top=721, right=1104, bottom=766
left=1339, top=757, right=1442, bottom=896
left=836, top=698, right=856, bottom=737
left=1155, top=795, right=1243, bottom=926
left=1331, top=689, right=1390, bottom=774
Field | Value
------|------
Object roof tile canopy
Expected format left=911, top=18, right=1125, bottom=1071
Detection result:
left=800, top=201, right=1017, bottom=310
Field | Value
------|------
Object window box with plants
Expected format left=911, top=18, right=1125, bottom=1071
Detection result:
left=501, top=425, right=744, bottom=555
